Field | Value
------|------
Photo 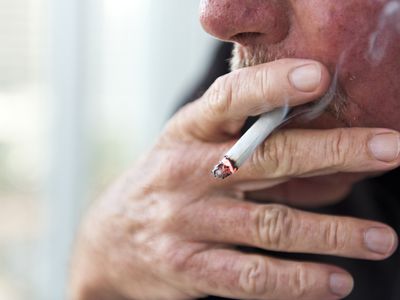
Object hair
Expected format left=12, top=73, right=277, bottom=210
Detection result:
left=229, top=43, right=350, bottom=125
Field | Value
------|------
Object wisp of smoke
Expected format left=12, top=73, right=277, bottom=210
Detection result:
left=231, top=0, right=400, bottom=124
left=297, top=0, right=400, bottom=122
left=368, top=0, right=400, bottom=64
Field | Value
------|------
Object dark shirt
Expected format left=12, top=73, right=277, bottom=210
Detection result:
left=180, top=43, right=400, bottom=300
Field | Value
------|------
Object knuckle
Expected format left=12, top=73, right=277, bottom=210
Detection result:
left=239, top=259, right=272, bottom=296
left=141, top=151, right=185, bottom=188
left=325, top=129, right=350, bottom=167
left=290, top=264, right=309, bottom=298
left=165, top=243, right=203, bottom=274
left=205, top=73, right=236, bottom=117
left=257, top=67, right=273, bottom=109
left=252, top=205, right=294, bottom=249
left=323, top=220, right=347, bottom=251
left=253, top=132, right=295, bottom=178
left=164, top=246, right=189, bottom=273
left=162, top=105, right=192, bottom=141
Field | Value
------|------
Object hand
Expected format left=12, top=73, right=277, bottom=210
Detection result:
left=70, top=59, right=400, bottom=300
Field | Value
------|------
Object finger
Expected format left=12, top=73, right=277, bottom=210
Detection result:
left=166, top=59, right=331, bottom=142
left=183, top=248, right=353, bottom=300
left=235, top=128, right=400, bottom=181
left=180, top=199, right=398, bottom=260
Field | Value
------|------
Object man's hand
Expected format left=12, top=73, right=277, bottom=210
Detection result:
left=70, top=59, right=399, bottom=300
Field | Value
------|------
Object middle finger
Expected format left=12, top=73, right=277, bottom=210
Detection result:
left=232, top=127, right=400, bottom=181
left=179, top=198, right=398, bottom=260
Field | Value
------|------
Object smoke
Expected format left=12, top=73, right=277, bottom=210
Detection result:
left=230, top=0, right=400, bottom=124
left=368, top=0, right=400, bottom=64
left=300, top=74, right=338, bottom=120
left=288, top=51, right=347, bottom=121
left=293, top=0, right=400, bottom=123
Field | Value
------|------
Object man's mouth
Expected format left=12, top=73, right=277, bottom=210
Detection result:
left=230, top=43, right=350, bottom=127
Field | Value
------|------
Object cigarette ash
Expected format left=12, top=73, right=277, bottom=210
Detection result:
left=212, top=156, right=238, bottom=179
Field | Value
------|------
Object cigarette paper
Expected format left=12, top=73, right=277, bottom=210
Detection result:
left=212, top=108, right=287, bottom=179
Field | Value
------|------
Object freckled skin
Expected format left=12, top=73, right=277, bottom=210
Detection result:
left=200, top=0, right=400, bottom=130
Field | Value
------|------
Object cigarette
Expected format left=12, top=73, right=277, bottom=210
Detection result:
left=212, top=108, right=287, bottom=179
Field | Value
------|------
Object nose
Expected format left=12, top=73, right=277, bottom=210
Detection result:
left=199, top=0, right=290, bottom=46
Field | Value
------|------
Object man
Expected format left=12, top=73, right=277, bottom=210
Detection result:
left=70, top=1, right=400, bottom=299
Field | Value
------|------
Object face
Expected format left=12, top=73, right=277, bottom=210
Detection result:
left=200, top=0, right=400, bottom=130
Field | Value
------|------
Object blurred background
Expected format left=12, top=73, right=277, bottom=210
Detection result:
left=0, top=0, right=216, bottom=299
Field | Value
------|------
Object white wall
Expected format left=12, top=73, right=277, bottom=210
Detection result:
left=45, top=1, right=217, bottom=299
left=0, top=0, right=217, bottom=299
left=98, top=0, right=216, bottom=156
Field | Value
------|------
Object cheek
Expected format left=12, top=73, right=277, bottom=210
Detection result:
left=339, top=41, right=400, bottom=129
left=287, top=0, right=387, bottom=62
left=284, top=0, right=400, bottom=129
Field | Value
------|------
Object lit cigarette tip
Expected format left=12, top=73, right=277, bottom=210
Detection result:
left=211, top=108, right=287, bottom=180
left=212, top=156, right=237, bottom=179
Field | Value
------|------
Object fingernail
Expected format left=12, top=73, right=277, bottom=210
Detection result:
left=364, top=227, right=397, bottom=255
left=368, top=132, right=400, bottom=162
left=329, top=273, right=354, bottom=297
left=289, top=64, right=322, bottom=92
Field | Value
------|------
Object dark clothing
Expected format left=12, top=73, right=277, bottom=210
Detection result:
left=181, top=43, right=400, bottom=300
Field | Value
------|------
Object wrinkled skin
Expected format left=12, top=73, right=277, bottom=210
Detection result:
left=70, top=1, right=400, bottom=300
left=200, top=0, right=400, bottom=130
left=200, top=0, right=400, bottom=204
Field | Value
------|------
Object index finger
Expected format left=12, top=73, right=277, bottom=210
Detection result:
left=167, top=59, right=331, bottom=142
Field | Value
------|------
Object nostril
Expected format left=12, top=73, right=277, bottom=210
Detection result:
left=199, top=0, right=290, bottom=45
left=231, top=32, right=263, bottom=45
